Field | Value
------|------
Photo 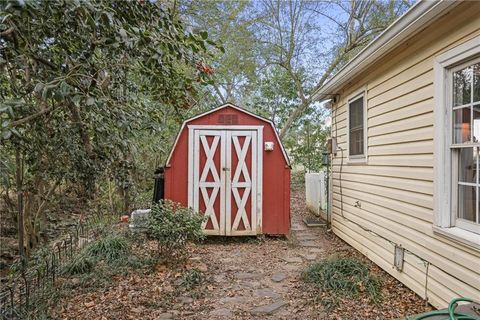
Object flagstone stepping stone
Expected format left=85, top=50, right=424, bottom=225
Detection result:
left=271, top=272, right=287, bottom=282
left=250, top=300, right=288, bottom=315
left=210, top=308, right=233, bottom=317
left=254, top=288, right=281, bottom=299
left=195, top=262, right=208, bottom=272
left=308, top=248, right=324, bottom=253
left=282, top=264, right=302, bottom=271
left=234, top=271, right=259, bottom=280
left=189, top=256, right=202, bottom=262
left=296, top=234, right=318, bottom=241
left=239, top=280, right=261, bottom=289
left=177, top=297, right=193, bottom=304
left=213, top=275, right=227, bottom=283
left=299, top=241, right=319, bottom=247
left=283, top=257, right=303, bottom=263
left=226, top=265, right=242, bottom=272
left=300, top=253, right=317, bottom=261
left=220, top=296, right=248, bottom=304
left=157, top=310, right=179, bottom=320
left=291, top=223, right=307, bottom=231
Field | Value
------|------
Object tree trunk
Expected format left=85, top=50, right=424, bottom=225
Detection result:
left=15, top=148, right=25, bottom=261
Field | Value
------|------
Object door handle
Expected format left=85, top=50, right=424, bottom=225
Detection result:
left=222, top=168, right=230, bottom=171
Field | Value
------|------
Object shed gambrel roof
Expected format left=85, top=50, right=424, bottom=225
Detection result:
left=165, top=103, right=290, bottom=166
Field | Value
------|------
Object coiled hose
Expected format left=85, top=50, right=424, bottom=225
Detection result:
left=407, top=298, right=480, bottom=320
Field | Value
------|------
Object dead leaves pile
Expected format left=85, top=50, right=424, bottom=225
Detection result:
left=53, top=189, right=433, bottom=319
left=56, top=264, right=176, bottom=320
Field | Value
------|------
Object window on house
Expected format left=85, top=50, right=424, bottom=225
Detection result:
left=434, top=36, right=480, bottom=246
left=348, top=92, right=367, bottom=161
left=451, top=60, right=480, bottom=234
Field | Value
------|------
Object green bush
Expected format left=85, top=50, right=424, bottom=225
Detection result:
left=147, top=200, right=205, bottom=263
left=302, top=256, right=382, bottom=303
left=86, top=233, right=130, bottom=263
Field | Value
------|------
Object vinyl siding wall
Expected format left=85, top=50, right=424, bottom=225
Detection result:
left=330, top=3, right=480, bottom=309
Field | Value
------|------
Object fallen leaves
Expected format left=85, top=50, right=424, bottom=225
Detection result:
left=52, top=189, right=432, bottom=319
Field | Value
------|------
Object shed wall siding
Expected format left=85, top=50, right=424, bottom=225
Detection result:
left=330, top=3, right=480, bottom=309
left=164, top=106, right=290, bottom=235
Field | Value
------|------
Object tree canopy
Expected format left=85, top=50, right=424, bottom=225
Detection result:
left=0, top=0, right=218, bottom=256
left=0, top=0, right=412, bottom=258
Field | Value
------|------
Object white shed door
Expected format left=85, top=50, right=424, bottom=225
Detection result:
left=189, top=129, right=261, bottom=236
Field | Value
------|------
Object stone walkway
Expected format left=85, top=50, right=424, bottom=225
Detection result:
left=168, top=210, right=329, bottom=320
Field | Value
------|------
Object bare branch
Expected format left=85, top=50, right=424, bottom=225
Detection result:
left=309, top=8, right=346, bottom=32
left=10, top=106, right=54, bottom=128
left=0, top=27, right=14, bottom=37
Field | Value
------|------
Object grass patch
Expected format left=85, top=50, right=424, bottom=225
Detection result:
left=62, top=233, right=132, bottom=276
left=86, top=233, right=130, bottom=263
left=63, top=253, right=94, bottom=275
left=178, top=269, right=203, bottom=291
left=61, top=233, right=158, bottom=292
left=302, top=256, right=382, bottom=303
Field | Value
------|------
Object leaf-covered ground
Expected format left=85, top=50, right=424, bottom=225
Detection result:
left=54, top=188, right=433, bottom=319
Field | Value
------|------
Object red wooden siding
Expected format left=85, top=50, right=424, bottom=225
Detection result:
left=164, top=105, right=290, bottom=235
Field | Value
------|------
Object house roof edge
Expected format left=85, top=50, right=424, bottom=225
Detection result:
left=313, top=0, right=460, bottom=104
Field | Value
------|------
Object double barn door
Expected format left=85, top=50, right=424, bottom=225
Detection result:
left=188, top=127, right=262, bottom=236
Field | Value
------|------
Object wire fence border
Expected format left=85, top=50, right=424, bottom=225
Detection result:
left=0, top=212, right=118, bottom=320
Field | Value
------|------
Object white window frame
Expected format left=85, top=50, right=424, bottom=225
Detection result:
left=346, top=87, right=368, bottom=163
left=433, top=35, right=480, bottom=249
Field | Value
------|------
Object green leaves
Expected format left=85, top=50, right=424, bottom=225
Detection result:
left=0, top=0, right=220, bottom=217
left=147, top=200, right=206, bottom=264
left=86, top=97, right=95, bottom=106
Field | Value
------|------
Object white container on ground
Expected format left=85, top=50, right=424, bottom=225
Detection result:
left=305, top=171, right=327, bottom=219
left=129, top=208, right=151, bottom=231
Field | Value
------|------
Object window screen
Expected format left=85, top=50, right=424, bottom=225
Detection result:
left=349, top=96, right=364, bottom=156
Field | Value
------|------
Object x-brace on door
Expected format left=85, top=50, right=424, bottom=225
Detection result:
left=188, top=126, right=263, bottom=236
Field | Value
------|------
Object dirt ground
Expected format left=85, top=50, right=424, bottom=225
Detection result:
left=56, top=188, right=433, bottom=319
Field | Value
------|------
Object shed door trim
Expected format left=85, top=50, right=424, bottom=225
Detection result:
left=187, top=125, right=263, bottom=235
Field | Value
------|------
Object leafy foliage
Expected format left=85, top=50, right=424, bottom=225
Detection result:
left=249, top=67, right=328, bottom=171
left=184, top=1, right=257, bottom=104
left=0, top=0, right=217, bottom=255
left=147, top=200, right=205, bottom=263
left=302, top=256, right=382, bottom=303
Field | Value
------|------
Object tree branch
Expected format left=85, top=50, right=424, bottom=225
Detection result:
left=0, top=27, right=14, bottom=37
left=10, top=107, right=54, bottom=128
left=32, top=55, right=57, bottom=70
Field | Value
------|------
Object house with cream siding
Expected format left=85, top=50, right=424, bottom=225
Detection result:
left=313, top=1, right=480, bottom=309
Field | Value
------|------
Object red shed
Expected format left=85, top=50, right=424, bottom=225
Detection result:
left=164, top=103, right=291, bottom=236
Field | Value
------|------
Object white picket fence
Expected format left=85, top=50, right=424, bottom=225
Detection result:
left=305, top=171, right=327, bottom=217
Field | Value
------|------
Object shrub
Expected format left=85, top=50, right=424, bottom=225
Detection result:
left=302, top=256, right=382, bottom=303
left=86, top=233, right=130, bottom=263
left=147, top=200, right=205, bottom=263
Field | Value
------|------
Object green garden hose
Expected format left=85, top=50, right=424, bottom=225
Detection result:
left=407, top=298, right=480, bottom=320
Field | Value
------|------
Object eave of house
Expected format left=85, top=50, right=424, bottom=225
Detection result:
left=312, top=0, right=460, bottom=104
